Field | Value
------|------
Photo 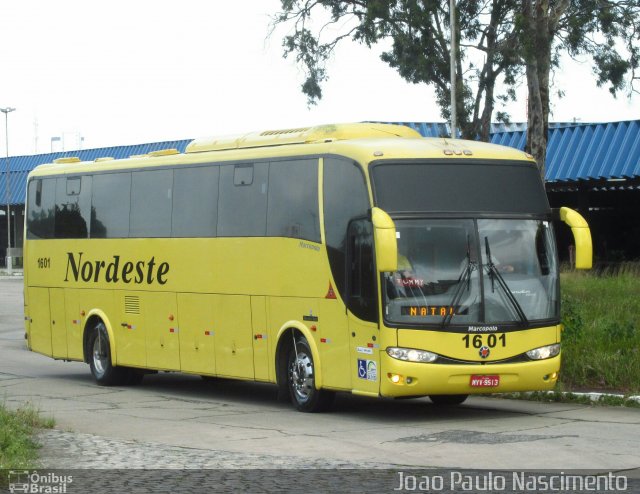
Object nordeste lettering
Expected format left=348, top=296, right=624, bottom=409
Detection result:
left=65, top=252, right=169, bottom=285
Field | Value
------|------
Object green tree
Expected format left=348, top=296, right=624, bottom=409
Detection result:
left=272, top=0, right=522, bottom=141
left=517, top=0, right=640, bottom=176
left=271, top=0, right=639, bottom=173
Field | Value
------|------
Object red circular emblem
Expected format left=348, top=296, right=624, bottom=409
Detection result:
left=479, top=346, right=490, bottom=359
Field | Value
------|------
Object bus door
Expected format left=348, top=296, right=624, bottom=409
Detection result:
left=214, top=295, right=254, bottom=379
left=64, top=289, right=83, bottom=360
left=27, top=287, right=53, bottom=355
left=177, top=293, right=216, bottom=376
left=316, top=297, right=351, bottom=391
left=145, top=292, right=180, bottom=371
left=251, top=296, right=270, bottom=381
left=346, top=219, right=381, bottom=396
left=49, top=288, right=67, bottom=359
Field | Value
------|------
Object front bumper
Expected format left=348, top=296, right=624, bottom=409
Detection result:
left=380, top=352, right=560, bottom=397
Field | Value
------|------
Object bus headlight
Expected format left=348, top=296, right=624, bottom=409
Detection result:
left=387, top=347, right=438, bottom=363
left=526, top=343, right=560, bottom=360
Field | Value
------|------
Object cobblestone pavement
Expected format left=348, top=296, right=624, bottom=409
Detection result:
left=36, top=429, right=400, bottom=469
left=28, top=430, right=640, bottom=494
left=32, top=429, right=412, bottom=493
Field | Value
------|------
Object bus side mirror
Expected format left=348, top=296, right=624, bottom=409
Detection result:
left=557, top=207, right=593, bottom=269
left=371, top=207, right=398, bottom=272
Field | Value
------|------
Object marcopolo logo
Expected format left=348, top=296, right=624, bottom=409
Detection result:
left=64, top=252, right=170, bottom=285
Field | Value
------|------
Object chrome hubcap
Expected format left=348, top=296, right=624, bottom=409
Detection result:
left=92, top=330, right=108, bottom=376
left=289, top=351, right=314, bottom=403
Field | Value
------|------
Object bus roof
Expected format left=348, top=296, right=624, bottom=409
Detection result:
left=28, top=123, right=535, bottom=178
left=185, top=123, right=422, bottom=153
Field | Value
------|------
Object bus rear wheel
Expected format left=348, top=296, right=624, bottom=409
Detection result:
left=88, top=321, right=129, bottom=386
left=287, top=336, right=334, bottom=412
left=429, top=394, right=468, bottom=406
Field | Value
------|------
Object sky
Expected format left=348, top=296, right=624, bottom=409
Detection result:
left=0, top=0, right=638, bottom=157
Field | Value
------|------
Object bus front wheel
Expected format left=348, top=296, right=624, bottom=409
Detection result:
left=88, top=321, right=128, bottom=386
left=287, top=337, right=334, bottom=412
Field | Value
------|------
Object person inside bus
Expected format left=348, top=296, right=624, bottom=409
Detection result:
left=387, top=248, right=433, bottom=299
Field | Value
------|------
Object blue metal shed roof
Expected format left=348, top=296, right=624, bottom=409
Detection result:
left=1, top=139, right=191, bottom=205
left=490, top=120, right=640, bottom=182
left=384, top=121, right=585, bottom=138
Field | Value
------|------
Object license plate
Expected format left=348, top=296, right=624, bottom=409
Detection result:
left=470, top=375, right=500, bottom=387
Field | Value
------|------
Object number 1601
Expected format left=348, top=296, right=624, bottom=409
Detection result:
left=462, top=334, right=506, bottom=348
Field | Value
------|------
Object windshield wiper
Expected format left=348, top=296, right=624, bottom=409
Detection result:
left=442, top=235, right=477, bottom=328
left=484, top=236, right=529, bottom=326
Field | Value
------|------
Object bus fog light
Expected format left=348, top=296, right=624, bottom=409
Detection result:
left=389, top=373, right=403, bottom=384
left=387, top=347, right=438, bottom=363
left=527, top=344, right=560, bottom=360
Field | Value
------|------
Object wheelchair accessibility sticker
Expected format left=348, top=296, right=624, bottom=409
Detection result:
left=357, top=359, right=377, bottom=381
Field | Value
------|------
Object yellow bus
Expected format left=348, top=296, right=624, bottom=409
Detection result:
left=23, top=123, right=592, bottom=412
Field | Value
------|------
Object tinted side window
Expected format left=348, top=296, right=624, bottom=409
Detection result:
left=218, top=163, right=268, bottom=237
left=26, top=178, right=56, bottom=239
left=91, top=173, right=131, bottom=238
left=267, top=159, right=320, bottom=242
left=347, top=219, right=377, bottom=322
left=323, top=157, right=370, bottom=299
left=130, top=170, right=173, bottom=238
left=55, top=176, right=91, bottom=239
left=172, top=166, right=219, bottom=237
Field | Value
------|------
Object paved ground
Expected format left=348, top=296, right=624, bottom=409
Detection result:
left=36, top=428, right=391, bottom=469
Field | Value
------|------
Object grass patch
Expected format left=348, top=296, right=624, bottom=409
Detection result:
left=0, top=402, right=55, bottom=469
left=560, top=271, right=640, bottom=394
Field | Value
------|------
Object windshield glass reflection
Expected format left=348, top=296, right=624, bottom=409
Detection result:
left=478, top=219, right=558, bottom=323
left=384, top=220, right=482, bottom=325
left=383, top=218, right=559, bottom=327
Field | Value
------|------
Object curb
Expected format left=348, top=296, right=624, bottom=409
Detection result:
left=560, top=391, right=640, bottom=404
left=0, top=272, right=24, bottom=278
left=518, top=391, right=640, bottom=404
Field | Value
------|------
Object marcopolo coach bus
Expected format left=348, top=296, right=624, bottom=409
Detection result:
left=23, top=123, right=592, bottom=412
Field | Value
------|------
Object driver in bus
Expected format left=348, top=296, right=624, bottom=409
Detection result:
left=387, top=251, right=427, bottom=299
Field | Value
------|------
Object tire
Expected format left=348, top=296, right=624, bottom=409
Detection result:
left=287, top=336, right=334, bottom=412
left=88, top=321, right=128, bottom=386
left=429, top=394, right=469, bottom=406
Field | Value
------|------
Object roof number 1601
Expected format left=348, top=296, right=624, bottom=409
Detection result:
left=463, top=334, right=506, bottom=348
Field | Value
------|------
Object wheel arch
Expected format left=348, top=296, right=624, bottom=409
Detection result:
left=274, top=321, right=323, bottom=389
left=82, top=309, right=117, bottom=365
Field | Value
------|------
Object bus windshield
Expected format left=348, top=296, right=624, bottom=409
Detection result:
left=383, top=218, right=559, bottom=327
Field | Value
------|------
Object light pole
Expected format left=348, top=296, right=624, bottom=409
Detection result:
left=449, top=0, right=457, bottom=139
left=2, top=107, right=16, bottom=275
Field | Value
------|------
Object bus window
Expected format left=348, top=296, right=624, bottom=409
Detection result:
left=347, top=219, right=377, bottom=322
left=54, top=176, right=91, bottom=239
left=323, top=158, right=370, bottom=300
left=267, top=159, right=320, bottom=242
left=130, top=169, right=173, bottom=238
left=218, top=163, right=268, bottom=237
left=91, top=173, right=131, bottom=238
left=26, top=178, right=56, bottom=239
left=234, top=164, right=254, bottom=185
left=172, top=165, right=219, bottom=238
